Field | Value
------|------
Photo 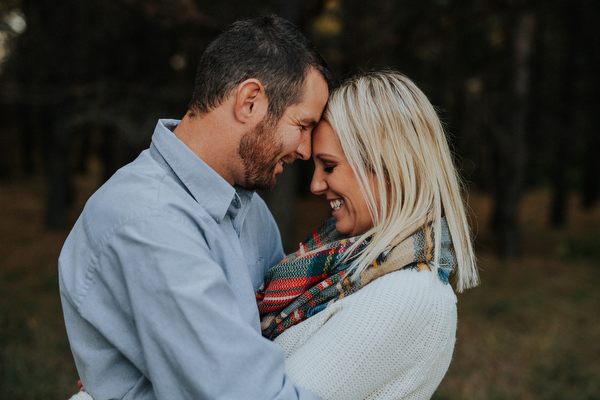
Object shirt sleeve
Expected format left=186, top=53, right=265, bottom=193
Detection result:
left=87, top=213, right=320, bottom=400
left=274, top=269, right=457, bottom=400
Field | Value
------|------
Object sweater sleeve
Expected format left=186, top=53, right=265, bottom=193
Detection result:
left=274, top=268, right=458, bottom=400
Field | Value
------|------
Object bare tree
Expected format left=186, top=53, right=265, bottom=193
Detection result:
left=487, top=8, right=536, bottom=257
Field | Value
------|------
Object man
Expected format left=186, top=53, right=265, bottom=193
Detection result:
left=59, top=16, right=331, bottom=399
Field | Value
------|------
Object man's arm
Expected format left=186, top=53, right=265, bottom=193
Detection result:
left=84, top=213, right=320, bottom=400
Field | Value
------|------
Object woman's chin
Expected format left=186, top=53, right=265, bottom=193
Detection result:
left=334, top=219, right=350, bottom=236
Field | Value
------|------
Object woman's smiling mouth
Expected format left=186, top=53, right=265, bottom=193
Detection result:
left=330, top=199, right=344, bottom=211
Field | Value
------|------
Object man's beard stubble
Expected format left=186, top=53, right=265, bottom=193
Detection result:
left=238, top=117, right=284, bottom=191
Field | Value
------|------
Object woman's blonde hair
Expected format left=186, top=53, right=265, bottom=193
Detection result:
left=325, top=70, right=479, bottom=292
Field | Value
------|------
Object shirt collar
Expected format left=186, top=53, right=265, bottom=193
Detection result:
left=149, top=119, right=255, bottom=224
left=228, top=185, right=256, bottom=235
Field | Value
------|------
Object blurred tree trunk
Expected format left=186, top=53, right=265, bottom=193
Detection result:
left=581, top=87, right=600, bottom=209
left=36, top=0, right=77, bottom=229
left=581, top=105, right=600, bottom=209
left=46, top=111, right=74, bottom=229
left=0, top=104, right=15, bottom=179
left=549, top=1, right=579, bottom=227
left=580, top=0, right=600, bottom=210
left=489, top=9, right=536, bottom=257
left=20, top=105, right=37, bottom=176
left=371, top=0, right=395, bottom=66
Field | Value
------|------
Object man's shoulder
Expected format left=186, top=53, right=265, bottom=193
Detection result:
left=80, top=153, right=206, bottom=241
left=86, top=155, right=167, bottom=216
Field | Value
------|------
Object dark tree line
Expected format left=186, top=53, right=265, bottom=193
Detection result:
left=0, top=0, right=598, bottom=255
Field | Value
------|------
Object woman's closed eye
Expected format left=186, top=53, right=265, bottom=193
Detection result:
left=324, top=165, right=335, bottom=173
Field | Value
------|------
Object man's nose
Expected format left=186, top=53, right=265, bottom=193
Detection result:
left=296, top=130, right=311, bottom=160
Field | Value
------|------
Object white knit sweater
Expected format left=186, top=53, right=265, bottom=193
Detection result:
left=274, top=267, right=458, bottom=400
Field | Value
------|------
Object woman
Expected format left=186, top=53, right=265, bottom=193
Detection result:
left=256, top=70, right=479, bottom=399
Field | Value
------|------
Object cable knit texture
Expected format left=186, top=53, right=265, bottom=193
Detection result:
left=274, top=267, right=457, bottom=400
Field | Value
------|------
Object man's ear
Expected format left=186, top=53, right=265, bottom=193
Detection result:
left=234, top=79, right=268, bottom=123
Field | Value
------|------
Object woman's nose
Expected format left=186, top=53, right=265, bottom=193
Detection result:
left=310, top=170, right=327, bottom=194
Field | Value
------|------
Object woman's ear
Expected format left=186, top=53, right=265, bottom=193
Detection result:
left=234, top=79, right=268, bottom=123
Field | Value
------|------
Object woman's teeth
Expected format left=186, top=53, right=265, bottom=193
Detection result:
left=330, top=199, right=344, bottom=211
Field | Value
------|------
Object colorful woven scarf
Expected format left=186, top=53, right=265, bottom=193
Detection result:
left=256, top=217, right=456, bottom=339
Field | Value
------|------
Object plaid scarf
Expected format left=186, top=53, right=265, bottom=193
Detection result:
left=256, top=217, right=456, bottom=339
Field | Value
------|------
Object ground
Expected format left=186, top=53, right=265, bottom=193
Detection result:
left=1, top=169, right=599, bottom=399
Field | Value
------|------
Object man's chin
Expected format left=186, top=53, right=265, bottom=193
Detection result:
left=246, top=175, right=277, bottom=191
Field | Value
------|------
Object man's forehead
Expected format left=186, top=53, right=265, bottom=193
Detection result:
left=285, top=98, right=323, bottom=123
left=281, top=69, right=328, bottom=124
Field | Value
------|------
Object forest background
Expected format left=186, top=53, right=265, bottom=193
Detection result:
left=0, top=0, right=599, bottom=399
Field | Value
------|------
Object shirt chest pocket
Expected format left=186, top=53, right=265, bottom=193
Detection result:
left=247, top=256, right=266, bottom=292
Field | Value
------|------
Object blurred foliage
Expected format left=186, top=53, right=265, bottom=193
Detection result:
left=0, top=0, right=599, bottom=250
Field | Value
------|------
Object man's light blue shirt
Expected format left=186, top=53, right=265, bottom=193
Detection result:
left=59, top=119, right=320, bottom=399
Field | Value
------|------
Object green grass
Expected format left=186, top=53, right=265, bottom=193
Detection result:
left=433, top=190, right=600, bottom=400
left=1, top=178, right=600, bottom=399
left=0, top=181, right=80, bottom=398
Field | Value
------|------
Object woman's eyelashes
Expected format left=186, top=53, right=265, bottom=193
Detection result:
left=324, top=165, right=335, bottom=173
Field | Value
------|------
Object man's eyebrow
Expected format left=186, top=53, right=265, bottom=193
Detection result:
left=300, top=118, right=318, bottom=128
